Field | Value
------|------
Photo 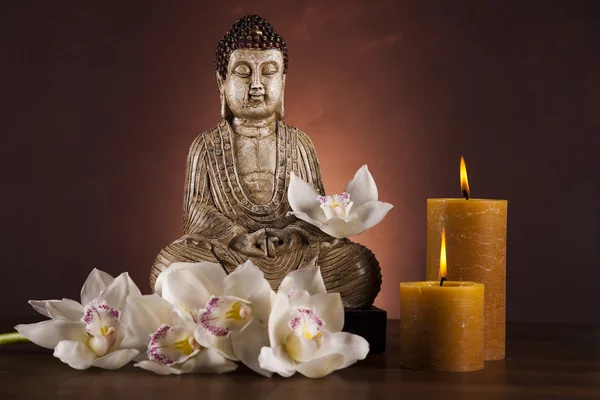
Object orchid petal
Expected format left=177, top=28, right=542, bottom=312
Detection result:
left=162, top=273, right=209, bottom=321
left=279, top=266, right=327, bottom=297
left=28, top=300, right=52, bottom=318
left=172, top=262, right=227, bottom=298
left=344, top=165, right=378, bottom=210
left=29, top=299, right=83, bottom=321
left=171, top=310, right=196, bottom=331
left=92, top=349, right=139, bottom=370
left=81, top=268, right=114, bottom=306
left=285, top=306, right=326, bottom=361
left=82, top=302, right=121, bottom=337
left=326, top=332, right=370, bottom=369
left=45, top=298, right=84, bottom=321
left=231, top=319, right=272, bottom=377
left=320, top=204, right=333, bottom=220
left=148, top=325, right=200, bottom=366
left=155, top=261, right=224, bottom=298
left=258, top=346, right=297, bottom=378
left=15, top=320, right=87, bottom=349
left=319, top=217, right=365, bottom=239
left=198, top=296, right=253, bottom=336
left=162, top=264, right=226, bottom=315
left=193, top=325, right=237, bottom=361
left=296, top=352, right=345, bottom=379
left=288, top=173, right=328, bottom=223
left=288, top=290, right=312, bottom=309
left=268, top=291, right=293, bottom=347
left=53, top=340, right=97, bottom=370
left=309, top=293, right=344, bottom=333
left=352, top=200, right=394, bottom=230
left=87, top=332, right=114, bottom=357
left=125, top=295, right=174, bottom=344
left=120, top=327, right=147, bottom=350
left=134, top=360, right=184, bottom=375
left=96, top=272, right=141, bottom=311
left=181, top=349, right=238, bottom=374
left=224, top=260, right=274, bottom=324
left=288, top=211, right=326, bottom=229
left=284, top=333, right=320, bottom=362
left=154, top=262, right=196, bottom=297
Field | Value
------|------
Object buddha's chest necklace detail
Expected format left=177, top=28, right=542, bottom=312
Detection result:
left=206, top=120, right=299, bottom=227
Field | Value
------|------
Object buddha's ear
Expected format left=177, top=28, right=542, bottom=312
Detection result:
left=216, top=72, right=224, bottom=90
left=216, top=72, right=231, bottom=120
left=276, top=74, right=286, bottom=121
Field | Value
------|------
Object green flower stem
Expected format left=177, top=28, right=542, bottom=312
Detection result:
left=0, top=332, right=30, bottom=345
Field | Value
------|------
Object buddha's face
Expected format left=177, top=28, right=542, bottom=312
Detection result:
left=221, top=49, right=285, bottom=120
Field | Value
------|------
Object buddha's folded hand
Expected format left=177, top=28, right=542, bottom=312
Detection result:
left=264, top=228, right=305, bottom=257
left=229, top=230, right=268, bottom=258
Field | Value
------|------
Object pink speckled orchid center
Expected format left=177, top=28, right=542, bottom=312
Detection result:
left=82, top=301, right=120, bottom=357
left=283, top=307, right=325, bottom=363
left=318, top=193, right=353, bottom=220
left=289, top=308, right=323, bottom=340
left=148, top=325, right=201, bottom=366
left=199, top=295, right=253, bottom=337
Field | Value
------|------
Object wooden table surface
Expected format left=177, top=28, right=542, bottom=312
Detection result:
left=0, top=318, right=598, bottom=400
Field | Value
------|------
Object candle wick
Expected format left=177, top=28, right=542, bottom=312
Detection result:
left=462, top=189, right=470, bottom=200
left=440, top=277, right=447, bottom=287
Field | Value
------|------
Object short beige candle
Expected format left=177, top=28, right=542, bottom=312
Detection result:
left=400, top=281, right=484, bottom=372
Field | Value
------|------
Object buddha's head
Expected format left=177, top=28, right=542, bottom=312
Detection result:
left=215, top=15, right=288, bottom=121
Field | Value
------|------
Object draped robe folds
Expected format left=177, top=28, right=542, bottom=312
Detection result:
left=150, top=120, right=381, bottom=308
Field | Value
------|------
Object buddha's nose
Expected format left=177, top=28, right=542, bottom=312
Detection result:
left=250, top=74, right=264, bottom=93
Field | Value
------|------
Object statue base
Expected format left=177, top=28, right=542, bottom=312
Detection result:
left=342, top=306, right=387, bottom=353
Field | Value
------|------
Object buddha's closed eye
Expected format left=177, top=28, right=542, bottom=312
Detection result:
left=234, top=64, right=251, bottom=77
left=262, top=63, right=278, bottom=75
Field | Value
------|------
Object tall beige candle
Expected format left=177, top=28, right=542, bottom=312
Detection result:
left=426, top=157, right=508, bottom=361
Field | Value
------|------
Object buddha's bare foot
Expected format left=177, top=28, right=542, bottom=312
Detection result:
left=175, top=234, right=213, bottom=251
left=319, top=238, right=345, bottom=252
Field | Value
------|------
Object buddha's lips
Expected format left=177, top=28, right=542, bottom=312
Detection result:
left=249, top=93, right=265, bottom=101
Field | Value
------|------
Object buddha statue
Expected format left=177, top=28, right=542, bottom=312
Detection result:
left=150, top=15, right=381, bottom=308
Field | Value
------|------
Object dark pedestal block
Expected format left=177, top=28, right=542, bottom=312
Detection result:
left=342, top=306, right=387, bottom=353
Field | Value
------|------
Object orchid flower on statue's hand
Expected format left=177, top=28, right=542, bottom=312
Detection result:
left=125, top=294, right=237, bottom=375
left=258, top=266, right=369, bottom=378
left=287, top=165, right=394, bottom=238
left=155, top=260, right=276, bottom=377
left=15, top=269, right=141, bottom=370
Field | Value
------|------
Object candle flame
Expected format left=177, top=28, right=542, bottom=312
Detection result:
left=460, top=156, right=470, bottom=199
left=439, top=227, right=447, bottom=280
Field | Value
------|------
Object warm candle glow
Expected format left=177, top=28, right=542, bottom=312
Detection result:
left=460, top=156, right=470, bottom=199
left=439, top=228, right=447, bottom=280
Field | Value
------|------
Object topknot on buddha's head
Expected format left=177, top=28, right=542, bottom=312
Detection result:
left=215, top=15, right=289, bottom=79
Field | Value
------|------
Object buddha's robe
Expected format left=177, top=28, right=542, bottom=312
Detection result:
left=151, top=120, right=381, bottom=308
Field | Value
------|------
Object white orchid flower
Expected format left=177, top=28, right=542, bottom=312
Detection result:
left=288, top=165, right=394, bottom=238
left=15, top=269, right=140, bottom=370
left=157, top=260, right=275, bottom=377
left=258, top=266, right=369, bottom=378
left=125, top=294, right=238, bottom=375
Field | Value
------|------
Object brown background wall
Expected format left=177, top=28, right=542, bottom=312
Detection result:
left=1, top=1, right=598, bottom=322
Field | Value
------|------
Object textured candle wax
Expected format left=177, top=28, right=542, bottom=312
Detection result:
left=426, top=199, right=508, bottom=360
left=400, top=281, right=484, bottom=372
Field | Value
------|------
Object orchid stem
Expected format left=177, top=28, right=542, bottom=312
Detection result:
left=0, top=332, right=30, bottom=345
